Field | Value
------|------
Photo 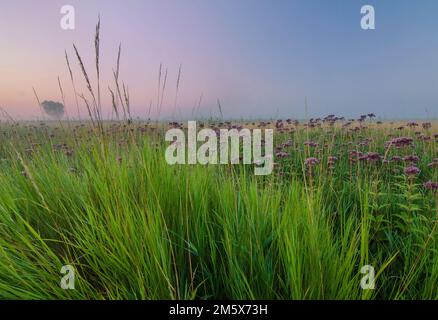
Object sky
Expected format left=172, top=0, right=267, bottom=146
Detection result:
left=1, top=0, right=438, bottom=120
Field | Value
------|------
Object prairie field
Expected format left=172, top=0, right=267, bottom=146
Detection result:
left=0, top=118, right=436, bottom=299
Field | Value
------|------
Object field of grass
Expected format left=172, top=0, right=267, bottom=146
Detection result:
left=0, top=118, right=436, bottom=299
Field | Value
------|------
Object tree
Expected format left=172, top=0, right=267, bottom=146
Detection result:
left=41, top=100, right=65, bottom=119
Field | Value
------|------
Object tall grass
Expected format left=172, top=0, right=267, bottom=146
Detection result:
left=0, top=121, right=436, bottom=299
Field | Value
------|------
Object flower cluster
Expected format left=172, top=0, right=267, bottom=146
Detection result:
left=305, top=157, right=319, bottom=167
left=404, top=166, right=421, bottom=176
left=385, top=137, right=413, bottom=149
left=328, top=156, right=337, bottom=170
left=424, top=181, right=438, bottom=191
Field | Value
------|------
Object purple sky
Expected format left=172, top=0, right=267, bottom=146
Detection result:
left=1, top=0, right=438, bottom=120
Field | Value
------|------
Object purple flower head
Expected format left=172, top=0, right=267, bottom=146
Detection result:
left=328, top=156, right=338, bottom=163
left=357, top=152, right=381, bottom=162
left=282, top=140, right=293, bottom=148
left=422, top=122, right=432, bottom=130
left=404, top=166, right=421, bottom=176
left=366, top=152, right=381, bottom=162
left=424, top=181, right=438, bottom=191
left=304, top=141, right=319, bottom=148
left=403, top=155, right=420, bottom=163
left=385, top=137, right=413, bottom=149
left=349, top=151, right=362, bottom=157
left=169, top=121, right=182, bottom=129
left=349, top=150, right=362, bottom=163
left=275, top=121, right=284, bottom=129
left=275, top=151, right=289, bottom=159
left=327, top=156, right=337, bottom=169
left=305, top=157, right=319, bottom=167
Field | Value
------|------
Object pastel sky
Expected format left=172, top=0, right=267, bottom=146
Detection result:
left=1, top=0, right=438, bottom=120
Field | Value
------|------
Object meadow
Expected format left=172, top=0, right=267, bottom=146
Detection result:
left=0, top=117, right=436, bottom=299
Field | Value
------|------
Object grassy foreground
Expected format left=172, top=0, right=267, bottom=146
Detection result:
left=0, top=119, right=437, bottom=299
